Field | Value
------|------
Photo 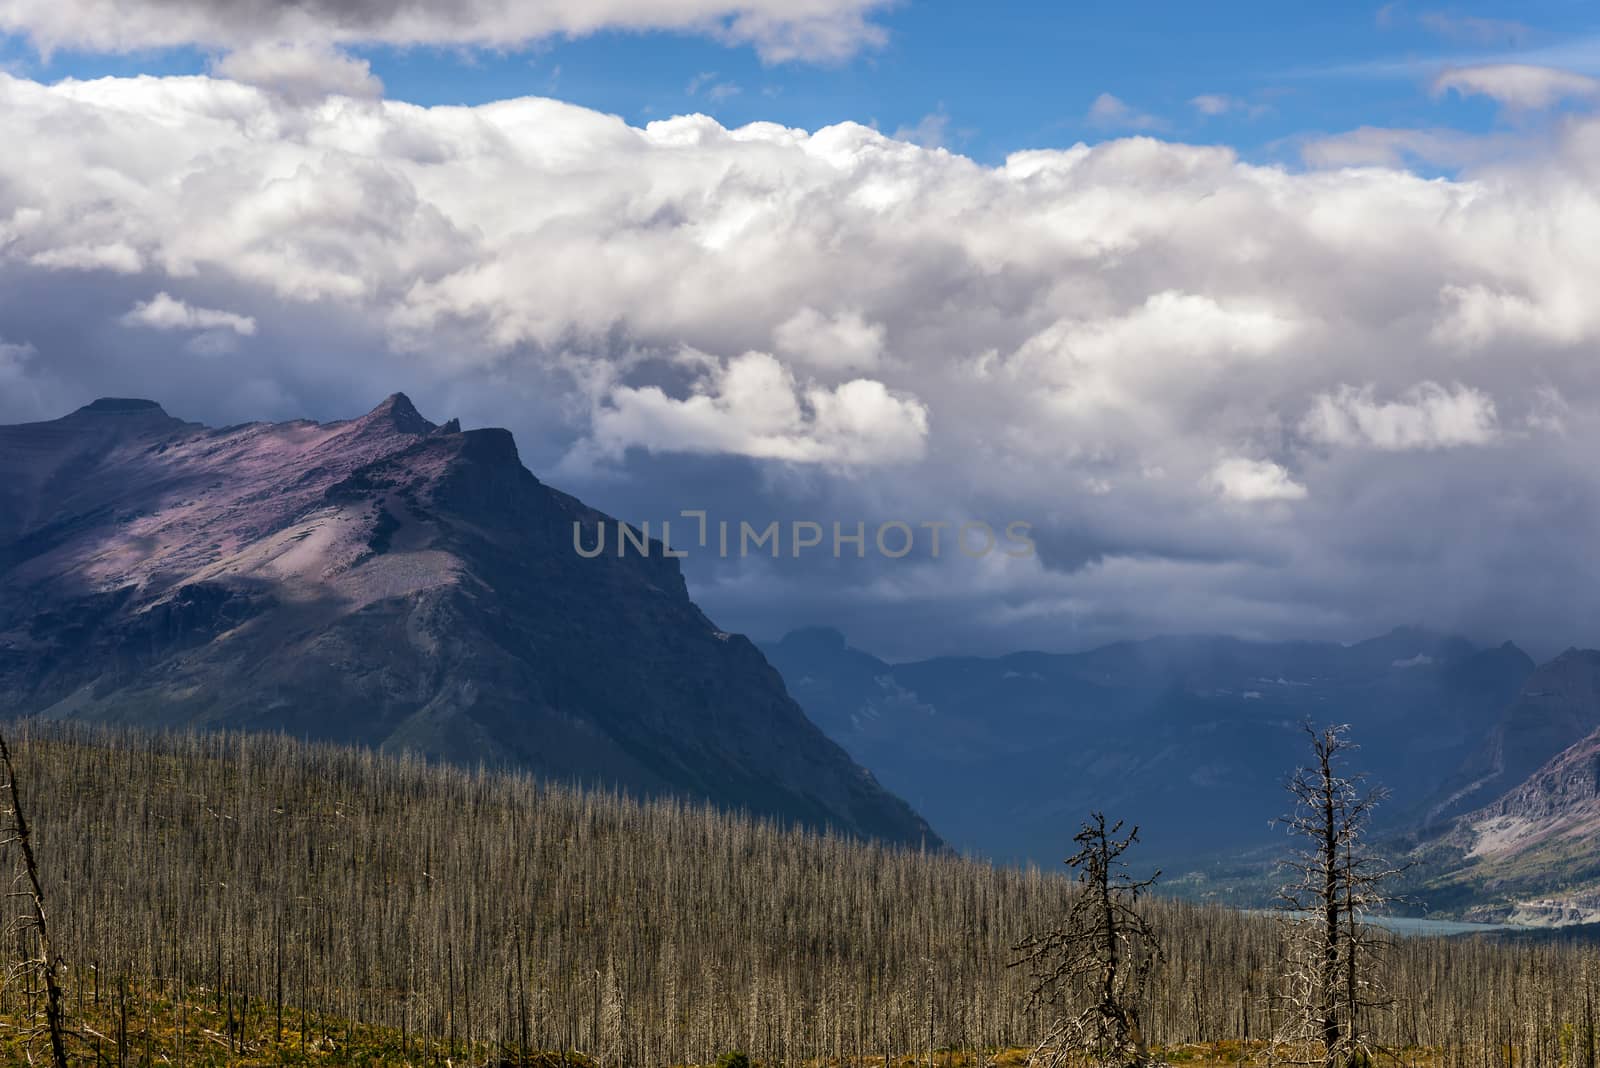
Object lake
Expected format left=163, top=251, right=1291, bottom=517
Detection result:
left=1244, top=910, right=1518, bottom=937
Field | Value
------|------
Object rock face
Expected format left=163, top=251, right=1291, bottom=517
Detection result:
left=0, top=395, right=937, bottom=847
left=763, top=625, right=1532, bottom=869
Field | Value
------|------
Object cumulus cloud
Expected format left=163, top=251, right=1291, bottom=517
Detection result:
left=210, top=41, right=383, bottom=101
left=122, top=293, right=257, bottom=336
left=1208, top=458, right=1308, bottom=503
left=4, top=69, right=1600, bottom=653
left=588, top=350, right=927, bottom=464
left=0, top=0, right=892, bottom=63
left=1433, top=64, right=1600, bottom=110
left=773, top=307, right=885, bottom=370
left=1302, top=382, right=1498, bottom=451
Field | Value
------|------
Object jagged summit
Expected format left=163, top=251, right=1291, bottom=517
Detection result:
left=352, top=391, right=437, bottom=436
left=0, top=394, right=936, bottom=848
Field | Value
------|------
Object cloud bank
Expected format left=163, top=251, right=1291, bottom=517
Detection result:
left=0, top=0, right=893, bottom=63
left=4, top=71, right=1600, bottom=655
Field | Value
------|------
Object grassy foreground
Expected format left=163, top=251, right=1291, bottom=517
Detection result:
left=0, top=979, right=1443, bottom=1068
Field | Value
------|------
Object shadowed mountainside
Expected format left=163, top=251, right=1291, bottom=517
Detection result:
left=763, top=625, right=1534, bottom=869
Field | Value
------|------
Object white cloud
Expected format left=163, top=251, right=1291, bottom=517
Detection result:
left=10, top=69, right=1600, bottom=648
left=1005, top=291, right=1301, bottom=424
left=589, top=351, right=926, bottom=464
left=122, top=293, right=257, bottom=336
left=1, top=0, right=891, bottom=63
left=30, top=242, right=143, bottom=273
left=1430, top=284, right=1591, bottom=350
left=892, top=110, right=952, bottom=149
left=1298, top=126, right=1522, bottom=169
left=1189, top=94, right=1269, bottom=120
left=687, top=71, right=741, bottom=101
left=1208, top=458, right=1308, bottom=503
left=211, top=41, right=383, bottom=102
left=1433, top=64, right=1600, bottom=110
left=1302, top=382, right=1499, bottom=451
left=1086, top=93, right=1165, bottom=131
left=773, top=307, right=885, bottom=371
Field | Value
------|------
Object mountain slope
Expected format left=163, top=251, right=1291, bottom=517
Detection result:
left=1412, top=727, right=1600, bottom=925
left=1424, top=649, right=1600, bottom=825
left=763, top=626, right=1532, bottom=869
left=0, top=395, right=936, bottom=846
left=1405, top=651, right=1600, bottom=925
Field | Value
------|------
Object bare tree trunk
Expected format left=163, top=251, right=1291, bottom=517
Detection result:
left=1321, top=744, right=1341, bottom=1068
left=0, top=730, right=70, bottom=1068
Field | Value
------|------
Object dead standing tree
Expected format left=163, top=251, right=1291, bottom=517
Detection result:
left=1272, top=724, right=1402, bottom=1068
left=1012, top=813, right=1164, bottom=1068
left=0, top=730, right=69, bottom=1068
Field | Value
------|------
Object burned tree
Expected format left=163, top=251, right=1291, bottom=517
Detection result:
left=1272, top=724, right=1402, bottom=1068
left=1012, top=812, right=1163, bottom=1068
left=0, top=729, right=69, bottom=1068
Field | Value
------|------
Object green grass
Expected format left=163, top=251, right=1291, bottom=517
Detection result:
left=0, top=977, right=606, bottom=1067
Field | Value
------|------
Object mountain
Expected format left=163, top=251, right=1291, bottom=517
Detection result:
left=0, top=395, right=936, bottom=847
left=1423, top=649, right=1600, bottom=825
left=763, top=625, right=1533, bottom=870
left=1412, top=724, right=1600, bottom=925
left=1404, top=650, right=1600, bottom=925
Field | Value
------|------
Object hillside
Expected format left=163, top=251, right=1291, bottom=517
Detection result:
left=0, top=726, right=1593, bottom=1067
left=764, top=626, right=1533, bottom=868
left=0, top=396, right=933, bottom=846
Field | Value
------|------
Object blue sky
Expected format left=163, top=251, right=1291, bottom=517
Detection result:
left=4, top=1, right=1593, bottom=165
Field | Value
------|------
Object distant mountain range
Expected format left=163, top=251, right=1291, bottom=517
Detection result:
left=761, top=626, right=1539, bottom=868
left=763, top=627, right=1600, bottom=924
left=0, top=395, right=935, bottom=847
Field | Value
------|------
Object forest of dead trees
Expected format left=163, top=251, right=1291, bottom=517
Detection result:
left=0, top=724, right=1597, bottom=1067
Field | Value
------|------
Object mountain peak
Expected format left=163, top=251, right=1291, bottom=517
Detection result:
left=356, top=392, right=435, bottom=436
left=75, top=397, right=167, bottom=415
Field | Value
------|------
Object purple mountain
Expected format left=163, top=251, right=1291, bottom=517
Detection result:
left=0, top=394, right=937, bottom=846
